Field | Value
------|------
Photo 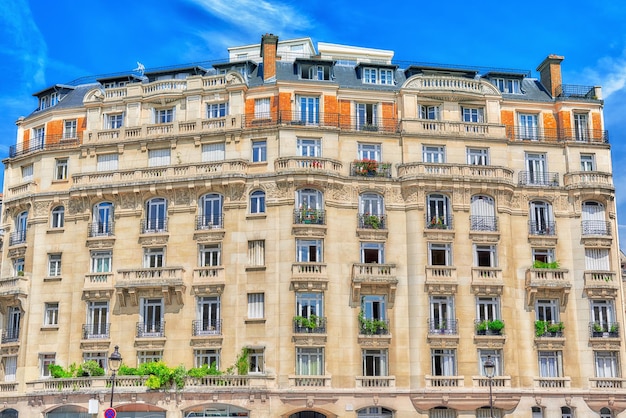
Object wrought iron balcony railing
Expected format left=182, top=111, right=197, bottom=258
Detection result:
left=136, top=322, right=165, bottom=338
left=426, top=215, right=453, bottom=230
left=141, top=218, right=168, bottom=233
left=195, top=214, right=224, bottom=230
left=528, top=221, right=556, bottom=236
left=470, top=215, right=498, bottom=232
left=351, top=160, right=393, bottom=178
left=1, top=328, right=19, bottom=343
left=518, top=171, right=560, bottom=186
left=88, top=222, right=114, bottom=237
left=192, top=319, right=222, bottom=336
left=428, top=319, right=458, bottom=335
left=9, top=134, right=81, bottom=158
left=582, top=220, right=611, bottom=236
left=357, top=213, right=386, bottom=229
left=589, top=322, right=619, bottom=338
left=293, top=316, right=327, bottom=334
left=293, top=209, right=325, bottom=225
left=82, top=323, right=110, bottom=339
left=9, top=230, right=27, bottom=246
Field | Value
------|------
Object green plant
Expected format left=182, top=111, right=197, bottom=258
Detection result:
left=187, top=362, right=221, bottom=378
left=547, top=322, right=564, bottom=333
left=610, top=323, right=619, bottom=333
left=535, top=320, right=548, bottom=337
left=235, top=347, right=249, bottom=376
left=363, top=214, right=381, bottom=229
left=358, top=311, right=388, bottom=334
left=593, top=323, right=604, bottom=333
left=475, top=321, right=488, bottom=332
left=533, top=260, right=560, bottom=269
left=79, top=360, right=104, bottom=377
left=488, top=319, right=505, bottom=333
left=294, top=315, right=319, bottom=330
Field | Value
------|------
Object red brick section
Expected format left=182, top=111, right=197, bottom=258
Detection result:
left=279, top=93, right=291, bottom=122
left=47, top=120, right=63, bottom=144
left=324, top=96, right=338, bottom=126
left=260, top=34, right=279, bottom=82
left=557, top=110, right=571, bottom=140
left=500, top=110, right=514, bottom=140
left=244, top=99, right=255, bottom=127
left=270, top=95, right=278, bottom=120
left=338, top=100, right=351, bottom=129
left=592, top=112, right=603, bottom=141
left=536, top=55, right=564, bottom=97
left=381, top=102, right=396, bottom=131
left=23, top=128, right=30, bottom=150
left=542, top=113, right=557, bottom=142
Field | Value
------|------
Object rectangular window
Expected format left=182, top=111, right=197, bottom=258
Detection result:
left=538, top=351, right=562, bottom=377
left=356, top=103, right=378, bottom=130
left=492, top=78, right=521, bottom=94
left=40, top=353, right=56, bottom=378
left=574, top=113, right=589, bottom=141
left=363, top=68, right=378, bottom=84
left=105, top=113, right=124, bottom=129
left=140, top=298, right=163, bottom=336
left=536, top=299, right=559, bottom=322
left=525, top=153, right=548, bottom=185
left=39, top=96, right=48, bottom=110
left=54, top=158, right=68, bottom=180
left=33, top=126, right=45, bottom=145
left=297, top=96, right=319, bottom=125
left=195, top=349, right=220, bottom=369
left=6, top=307, right=20, bottom=342
left=143, top=248, right=164, bottom=268
left=48, top=254, right=62, bottom=277
left=63, top=120, right=77, bottom=139
left=247, top=293, right=265, bottom=319
left=51, top=206, right=64, bottom=228
left=207, top=103, right=228, bottom=119
left=138, top=351, right=162, bottom=364
left=296, top=292, right=324, bottom=317
left=148, top=148, right=171, bottom=167
left=595, top=351, right=619, bottom=378
left=44, top=303, right=59, bottom=326
left=97, top=154, right=119, bottom=171
left=430, top=295, right=455, bottom=332
left=86, top=301, right=109, bottom=338
left=254, top=98, right=271, bottom=119
left=155, top=108, right=174, bottom=124
left=479, top=349, right=503, bottom=376
left=361, top=295, right=386, bottom=320
left=13, top=258, right=24, bottom=276
left=22, top=164, right=33, bottom=181
left=476, top=297, right=500, bottom=321
left=91, top=251, right=112, bottom=273
left=432, top=349, right=456, bottom=376
left=297, top=138, right=321, bottom=157
left=419, top=105, right=440, bottom=120
left=202, top=143, right=225, bottom=162
left=357, top=143, right=381, bottom=161
left=296, top=239, right=322, bottom=262
left=252, top=140, right=267, bottom=162
left=423, top=146, right=445, bottom=163
left=199, top=244, right=221, bottom=266
left=248, top=240, right=265, bottom=266
left=296, top=347, right=324, bottom=375
left=363, top=68, right=393, bottom=85
left=429, top=243, right=452, bottom=266
left=248, top=348, right=265, bottom=374
left=50, top=92, right=59, bottom=106
left=361, top=242, right=384, bottom=264
left=3, top=356, right=17, bottom=382
left=467, top=148, right=489, bottom=165
left=585, top=248, right=610, bottom=271
left=519, top=113, right=539, bottom=140
left=250, top=191, right=265, bottom=214
left=580, top=154, right=595, bottom=171
left=83, top=352, right=107, bottom=370
left=532, top=248, right=555, bottom=264
left=462, top=107, right=484, bottom=123
left=363, top=349, right=388, bottom=376
left=475, top=245, right=497, bottom=267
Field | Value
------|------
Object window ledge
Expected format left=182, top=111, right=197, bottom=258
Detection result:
left=245, top=266, right=266, bottom=272
left=51, top=179, right=69, bottom=184
left=245, top=318, right=266, bottom=324
left=41, top=326, right=59, bottom=331
left=249, top=161, right=268, bottom=166
left=247, top=213, right=267, bottom=220
left=46, top=228, right=65, bottom=234
left=43, top=276, right=62, bottom=282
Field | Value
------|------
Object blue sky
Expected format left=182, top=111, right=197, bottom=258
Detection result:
left=2, top=0, right=626, bottom=244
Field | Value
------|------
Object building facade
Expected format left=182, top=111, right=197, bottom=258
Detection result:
left=0, top=34, right=622, bottom=417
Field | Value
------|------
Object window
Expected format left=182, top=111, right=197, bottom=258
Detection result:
left=296, top=347, right=324, bottom=375
left=105, top=113, right=124, bottom=129
left=536, top=299, right=559, bottom=322
left=296, top=239, right=322, bottom=262
left=419, top=105, right=440, bottom=120
left=148, top=148, right=171, bottom=167
left=252, top=140, right=267, bottom=162
left=525, top=153, right=548, bottom=185
left=582, top=201, right=608, bottom=235
left=48, top=254, right=62, bottom=277
left=44, top=302, right=59, bottom=326
left=429, top=243, right=452, bottom=266
left=198, top=193, right=223, bottom=228
left=363, top=349, right=388, bottom=376
left=600, top=408, right=613, bottom=418
left=248, top=348, right=265, bottom=374
left=63, top=120, right=77, bottom=139
left=83, top=352, right=107, bottom=370
left=54, top=158, right=68, bottom=180
left=92, top=202, right=114, bottom=236
left=3, top=356, right=17, bottom=382
left=357, top=143, right=381, bottom=161
left=532, top=407, right=544, bottom=418
left=477, top=297, right=500, bottom=322
left=361, top=242, right=384, bottom=264
left=195, top=349, right=220, bottom=369
left=254, top=98, right=271, bottom=119
left=479, top=349, right=502, bottom=376
left=595, top=351, right=619, bottom=378
left=86, top=301, right=109, bottom=338
left=247, top=293, right=265, bottom=319
left=467, top=148, right=489, bottom=165
left=199, top=244, right=221, bottom=266
left=538, top=351, right=562, bottom=377
left=202, top=143, right=225, bottom=162
left=145, top=198, right=167, bottom=232
left=144, top=247, right=164, bottom=268
left=585, top=248, right=610, bottom=271
left=5, top=307, right=20, bottom=342
left=33, top=126, right=45, bottom=146
left=430, top=295, right=455, bottom=332
left=580, top=153, right=595, bottom=171
left=138, top=351, right=162, bottom=364
left=50, top=92, right=59, bottom=106
left=21, top=164, right=33, bottom=182
left=492, top=78, right=521, bottom=94
left=519, top=113, right=539, bottom=140
left=39, top=96, right=48, bottom=110
left=248, top=240, right=265, bottom=266
left=297, top=138, right=321, bottom=157
left=475, top=245, right=497, bottom=267
left=12, top=258, right=24, bottom=276
left=300, top=63, right=330, bottom=81
left=250, top=190, right=265, bottom=214
left=296, top=188, right=323, bottom=212
left=196, top=296, right=221, bottom=335
left=207, top=102, right=228, bottom=118
left=529, top=201, right=554, bottom=235
left=361, top=295, right=386, bottom=321
left=296, top=292, right=323, bottom=317
left=154, top=107, right=174, bottom=124
left=50, top=206, right=64, bottom=228
left=97, top=154, right=118, bottom=171
left=591, top=300, right=616, bottom=329
left=91, top=251, right=112, bottom=273
left=297, top=96, right=319, bottom=125
left=470, top=195, right=496, bottom=231
left=574, top=113, right=588, bottom=141
left=462, top=107, right=484, bottom=123
left=140, top=298, right=163, bottom=336
left=359, top=193, right=384, bottom=228
left=427, top=194, right=450, bottom=228
left=40, top=353, right=56, bottom=378
left=423, top=145, right=445, bottom=163
left=560, top=407, right=573, bottom=418
left=363, top=68, right=393, bottom=85
left=356, top=103, right=378, bottom=130
left=432, top=349, right=456, bottom=376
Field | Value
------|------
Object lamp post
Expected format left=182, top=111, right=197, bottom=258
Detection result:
left=483, top=354, right=495, bottom=418
left=108, top=345, right=122, bottom=408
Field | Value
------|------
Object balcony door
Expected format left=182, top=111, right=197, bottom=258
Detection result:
left=530, top=201, right=552, bottom=234
left=582, top=201, right=607, bottom=234
left=526, top=153, right=546, bottom=184
left=141, top=298, right=163, bottom=335
left=93, top=202, right=113, bottom=235
left=197, top=296, right=220, bottom=333
left=591, top=300, right=615, bottom=326
left=470, top=195, right=495, bottom=230
left=87, top=301, right=108, bottom=336
left=146, top=198, right=166, bottom=231
left=200, top=193, right=223, bottom=227
left=430, top=296, right=454, bottom=329
left=6, top=307, right=20, bottom=340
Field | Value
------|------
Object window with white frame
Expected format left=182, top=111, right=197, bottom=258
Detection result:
left=467, top=148, right=489, bottom=165
left=33, top=126, right=45, bottom=145
left=44, top=302, right=59, bottom=326
left=83, top=352, right=107, bottom=370
left=356, top=103, right=378, bottom=130
left=300, top=63, right=330, bottom=81
left=50, top=92, right=59, bottom=106
left=357, top=143, right=381, bottom=161
left=479, top=349, right=502, bottom=376
left=97, top=154, right=118, bottom=171
left=40, top=353, right=56, bottom=378
left=363, top=349, right=388, bottom=376
left=254, top=98, right=271, bottom=119
left=207, top=102, right=228, bottom=119
left=585, top=248, right=610, bottom=271
left=91, top=251, right=112, bottom=273
left=13, top=258, right=24, bottom=276
left=138, top=351, right=162, bottom=364
left=248, top=240, right=265, bottom=266
left=51, top=206, right=64, bottom=228
left=427, top=194, right=450, bottom=227
left=429, top=243, right=452, bottom=266
left=195, top=349, right=220, bottom=369
left=476, top=297, right=500, bottom=322
left=247, top=293, right=265, bottom=319
left=55, top=158, right=68, bottom=180
left=252, top=140, right=267, bottom=162
left=296, top=347, right=324, bottom=375
left=105, top=113, right=124, bottom=129
left=248, top=348, right=265, bottom=374
left=199, top=244, right=221, bottom=266
left=86, top=301, right=109, bottom=338
left=475, top=245, right=497, bottom=267
left=48, top=254, right=62, bottom=277
left=154, top=108, right=174, bottom=124
left=361, top=295, right=386, bottom=320
left=538, top=350, right=562, bottom=377
left=596, top=351, right=619, bottom=378
left=430, top=295, right=454, bottom=331
left=432, top=349, right=456, bottom=376
left=3, top=356, right=17, bottom=382
left=580, top=153, right=595, bottom=171
left=419, top=105, right=440, bottom=120
left=423, top=145, right=445, bottom=163
left=22, top=164, right=33, bottom=181
left=145, top=197, right=167, bottom=232
left=529, top=200, right=554, bottom=235
left=574, top=113, right=589, bottom=141
left=296, top=188, right=323, bottom=211
left=143, top=247, right=164, bottom=268
left=591, top=299, right=616, bottom=328
left=361, top=242, right=384, bottom=264
left=519, top=113, right=539, bottom=140
left=532, top=248, right=555, bottom=264
left=250, top=190, right=265, bottom=214
left=297, top=96, right=319, bottom=125
left=525, top=153, right=548, bottom=185
left=198, top=193, right=223, bottom=228
left=63, top=119, right=77, bottom=139
left=148, top=148, right=171, bottom=167
left=140, top=298, right=163, bottom=336
left=5, top=307, right=20, bottom=342
left=536, top=299, right=559, bottom=322
left=363, top=68, right=393, bottom=85
left=92, top=202, right=114, bottom=236
left=39, top=96, right=48, bottom=110
left=357, top=407, right=393, bottom=418
left=297, top=138, right=321, bottom=157
left=202, top=143, right=225, bottom=162
left=360, top=193, right=384, bottom=216
left=296, top=292, right=323, bottom=318
left=196, top=296, right=220, bottom=334
left=296, top=239, right=322, bottom=262
left=492, top=78, right=521, bottom=94
left=462, top=107, right=484, bottom=123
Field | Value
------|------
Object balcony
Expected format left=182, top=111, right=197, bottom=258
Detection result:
left=428, top=319, right=458, bottom=336
left=116, top=267, right=185, bottom=306
left=8, top=230, right=26, bottom=246
left=589, top=378, right=625, bottom=389
left=351, top=160, right=392, bottom=178
left=470, top=216, right=498, bottom=232
left=1, top=328, right=19, bottom=344
left=534, top=321, right=564, bottom=338
left=141, top=218, right=168, bottom=234
left=471, top=268, right=503, bottom=292
left=474, top=319, right=505, bottom=336
left=9, top=134, right=81, bottom=158
left=293, top=209, right=325, bottom=225
left=82, top=323, right=110, bottom=340
left=425, top=375, right=464, bottom=387
left=0, top=276, right=28, bottom=298
left=192, top=319, right=222, bottom=336
left=275, top=157, right=342, bottom=176
left=397, top=163, right=514, bottom=184
left=7, top=181, right=37, bottom=198
left=528, top=221, right=556, bottom=236
left=425, top=266, right=457, bottom=295
left=291, top=263, right=328, bottom=292
left=506, top=125, right=608, bottom=143
left=289, top=375, right=331, bottom=387
left=525, top=268, right=571, bottom=306
left=358, top=316, right=390, bottom=336
left=533, top=377, right=570, bottom=388
left=136, top=322, right=165, bottom=338
left=583, top=271, right=619, bottom=298
left=518, top=171, right=559, bottom=187
left=564, top=171, right=614, bottom=190
left=87, top=222, right=115, bottom=238
left=473, top=376, right=511, bottom=388
left=582, top=220, right=611, bottom=236
left=195, top=214, right=224, bottom=230
left=351, top=263, right=398, bottom=307
left=589, top=322, right=620, bottom=339
left=293, top=316, right=327, bottom=334
left=356, top=376, right=395, bottom=388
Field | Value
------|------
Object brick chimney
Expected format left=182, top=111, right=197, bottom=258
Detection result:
left=536, top=54, right=564, bottom=97
left=260, top=33, right=279, bottom=82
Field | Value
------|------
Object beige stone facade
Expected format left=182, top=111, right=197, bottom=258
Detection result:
left=0, top=34, right=622, bottom=417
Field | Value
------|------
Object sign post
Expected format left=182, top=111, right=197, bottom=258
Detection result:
left=104, top=407, right=117, bottom=418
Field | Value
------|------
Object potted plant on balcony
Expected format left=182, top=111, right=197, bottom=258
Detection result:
left=592, top=322, right=605, bottom=337
left=546, top=321, right=564, bottom=336
left=535, top=320, right=548, bottom=337
left=532, top=260, right=560, bottom=269
left=475, top=320, right=488, bottom=335
left=429, top=217, right=447, bottom=229
left=358, top=311, right=388, bottom=335
left=294, top=315, right=319, bottom=332
left=363, top=213, right=382, bottom=229
left=354, top=159, right=379, bottom=176
left=609, top=323, right=619, bottom=336
left=488, top=319, right=505, bottom=335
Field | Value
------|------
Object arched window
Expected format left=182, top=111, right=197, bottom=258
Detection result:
left=426, top=194, right=451, bottom=229
left=91, top=202, right=114, bottom=236
left=470, top=195, right=496, bottom=231
left=356, top=406, right=393, bottom=417
left=11, top=211, right=28, bottom=245
left=582, top=201, right=608, bottom=235
left=45, top=405, right=90, bottom=418
left=289, top=412, right=326, bottom=418
left=51, top=206, right=64, bottom=228
left=529, top=201, right=554, bottom=235
left=429, top=407, right=455, bottom=418
left=198, top=193, right=223, bottom=229
left=359, top=193, right=385, bottom=229
left=532, top=406, right=543, bottom=418
left=0, top=408, right=18, bottom=418
left=561, top=406, right=573, bottom=418
left=600, top=407, right=613, bottom=418
left=144, top=198, right=167, bottom=232
left=250, top=190, right=265, bottom=214
left=295, top=189, right=324, bottom=224
left=476, top=407, right=502, bottom=418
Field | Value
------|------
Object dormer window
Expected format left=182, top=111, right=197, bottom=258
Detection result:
left=300, top=63, right=330, bottom=81
left=492, top=78, right=521, bottom=94
left=363, top=68, right=393, bottom=85
left=39, top=96, right=48, bottom=110
left=50, top=92, right=59, bottom=106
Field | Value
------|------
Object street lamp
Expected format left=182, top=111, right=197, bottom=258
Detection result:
left=483, top=354, right=495, bottom=418
left=108, top=345, right=122, bottom=408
